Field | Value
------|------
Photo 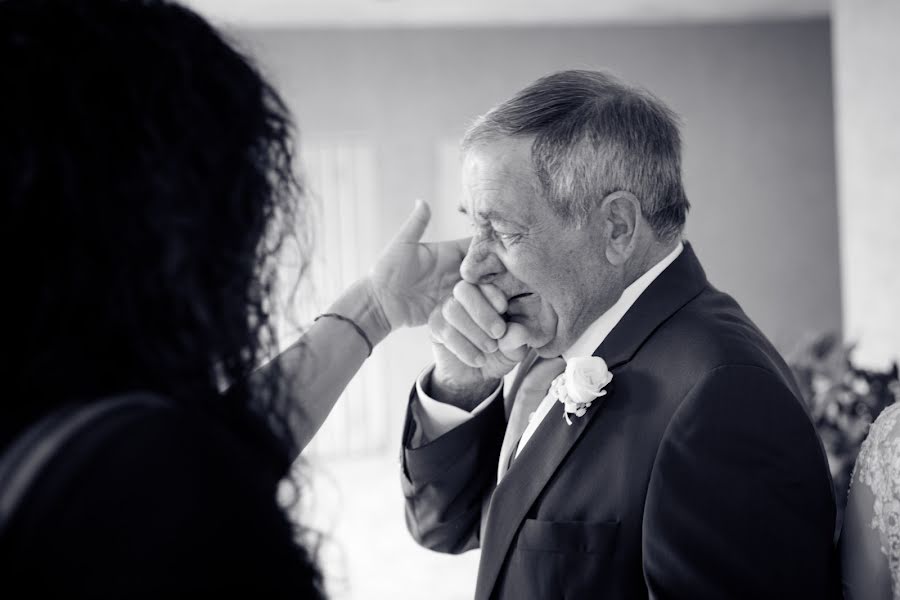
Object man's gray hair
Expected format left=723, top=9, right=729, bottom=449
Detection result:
left=462, top=70, right=689, bottom=241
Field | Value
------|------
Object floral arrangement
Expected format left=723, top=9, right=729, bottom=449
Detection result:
left=789, top=332, right=900, bottom=520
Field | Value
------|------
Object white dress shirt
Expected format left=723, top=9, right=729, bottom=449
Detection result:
left=411, top=243, right=684, bottom=464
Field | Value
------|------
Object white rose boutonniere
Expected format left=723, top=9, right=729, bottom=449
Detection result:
left=550, top=356, right=614, bottom=426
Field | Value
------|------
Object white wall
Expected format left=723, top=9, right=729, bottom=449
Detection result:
left=832, top=0, right=900, bottom=369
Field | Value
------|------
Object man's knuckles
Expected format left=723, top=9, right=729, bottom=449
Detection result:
left=453, top=282, right=506, bottom=336
left=498, top=322, right=529, bottom=355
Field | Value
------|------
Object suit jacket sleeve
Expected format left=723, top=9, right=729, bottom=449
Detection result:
left=642, top=364, right=839, bottom=599
left=400, top=383, right=506, bottom=554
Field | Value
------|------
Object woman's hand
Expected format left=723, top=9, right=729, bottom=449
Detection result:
left=366, top=200, right=470, bottom=331
left=268, top=201, right=466, bottom=453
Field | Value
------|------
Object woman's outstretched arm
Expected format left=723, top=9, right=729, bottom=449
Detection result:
left=255, top=201, right=469, bottom=454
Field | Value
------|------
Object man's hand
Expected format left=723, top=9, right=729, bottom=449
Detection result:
left=366, top=200, right=470, bottom=331
left=428, top=281, right=530, bottom=410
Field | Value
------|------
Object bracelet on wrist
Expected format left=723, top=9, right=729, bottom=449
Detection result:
left=314, top=313, right=374, bottom=357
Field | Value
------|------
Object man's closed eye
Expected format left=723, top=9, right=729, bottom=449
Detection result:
left=496, top=231, right=523, bottom=245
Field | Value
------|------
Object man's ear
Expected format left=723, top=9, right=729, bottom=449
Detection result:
left=599, top=191, right=641, bottom=266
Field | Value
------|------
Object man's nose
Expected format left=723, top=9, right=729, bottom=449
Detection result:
left=460, top=238, right=503, bottom=284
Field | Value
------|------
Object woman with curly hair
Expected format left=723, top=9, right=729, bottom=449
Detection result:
left=0, top=0, right=465, bottom=596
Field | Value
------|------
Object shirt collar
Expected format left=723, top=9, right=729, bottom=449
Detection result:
left=562, top=242, right=684, bottom=361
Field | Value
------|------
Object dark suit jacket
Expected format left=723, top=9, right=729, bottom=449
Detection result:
left=401, top=244, right=840, bottom=600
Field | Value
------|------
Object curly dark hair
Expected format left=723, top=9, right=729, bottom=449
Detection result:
left=0, top=0, right=310, bottom=451
left=0, top=0, right=333, bottom=594
left=0, top=0, right=331, bottom=589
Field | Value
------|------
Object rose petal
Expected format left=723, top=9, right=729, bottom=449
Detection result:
left=565, top=356, right=612, bottom=404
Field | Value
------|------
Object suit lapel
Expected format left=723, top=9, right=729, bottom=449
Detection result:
left=474, top=243, right=709, bottom=600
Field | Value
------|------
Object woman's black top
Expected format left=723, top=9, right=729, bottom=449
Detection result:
left=1, top=398, right=323, bottom=598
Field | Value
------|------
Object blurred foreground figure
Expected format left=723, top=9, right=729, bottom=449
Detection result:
left=0, top=0, right=465, bottom=596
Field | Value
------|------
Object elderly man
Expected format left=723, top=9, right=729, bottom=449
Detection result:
left=400, top=70, right=839, bottom=599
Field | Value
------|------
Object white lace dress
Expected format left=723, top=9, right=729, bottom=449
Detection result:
left=843, top=402, right=900, bottom=600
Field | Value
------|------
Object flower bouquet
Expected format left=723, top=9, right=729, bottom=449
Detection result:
left=789, top=332, right=900, bottom=522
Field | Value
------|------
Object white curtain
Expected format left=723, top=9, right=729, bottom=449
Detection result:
left=274, top=136, right=389, bottom=457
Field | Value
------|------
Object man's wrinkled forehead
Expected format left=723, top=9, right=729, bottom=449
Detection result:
left=462, top=137, right=534, bottom=182
left=457, top=203, right=526, bottom=230
left=460, top=141, right=538, bottom=225
left=458, top=186, right=534, bottom=230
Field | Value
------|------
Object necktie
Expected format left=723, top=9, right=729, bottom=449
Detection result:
left=498, top=356, right=566, bottom=480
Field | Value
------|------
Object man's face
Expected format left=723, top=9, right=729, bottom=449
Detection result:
left=459, top=137, right=616, bottom=357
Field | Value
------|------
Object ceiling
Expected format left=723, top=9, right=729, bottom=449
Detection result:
left=182, top=0, right=832, bottom=29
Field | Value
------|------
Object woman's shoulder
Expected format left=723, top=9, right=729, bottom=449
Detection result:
left=51, top=393, right=286, bottom=487
left=4, top=393, right=320, bottom=596
left=855, top=402, right=900, bottom=485
left=9, top=394, right=283, bottom=535
left=849, top=403, right=900, bottom=593
left=857, top=403, right=900, bottom=468
left=77, top=392, right=292, bottom=486
left=873, top=402, right=900, bottom=436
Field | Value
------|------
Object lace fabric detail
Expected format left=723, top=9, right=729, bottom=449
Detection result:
left=852, top=402, right=900, bottom=598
